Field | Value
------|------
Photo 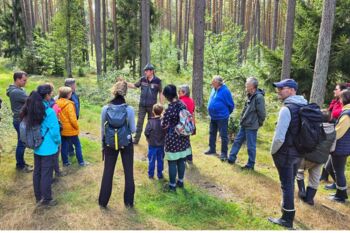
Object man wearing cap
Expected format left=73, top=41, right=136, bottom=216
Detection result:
left=128, top=63, right=164, bottom=144
left=268, top=79, right=307, bottom=229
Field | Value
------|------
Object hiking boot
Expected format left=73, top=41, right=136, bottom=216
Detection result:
left=63, top=162, right=71, bottom=167
left=241, top=165, right=254, bottom=171
left=297, top=179, right=306, bottom=199
left=176, top=180, right=184, bottom=188
left=40, top=199, right=58, bottom=207
left=227, top=159, right=235, bottom=165
left=319, top=167, right=329, bottom=182
left=302, top=187, right=317, bottom=205
left=325, top=183, right=336, bottom=190
left=268, top=210, right=295, bottom=229
left=329, top=189, right=348, bottom=203
left=204, top=149, right=216, bottom=155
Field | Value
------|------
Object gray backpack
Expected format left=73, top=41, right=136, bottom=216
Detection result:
left=19, top=120, right=47, bottom=149
left=104, top=104, right=131, bottom=149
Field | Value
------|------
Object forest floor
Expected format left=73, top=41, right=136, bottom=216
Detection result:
left=0, top=61, right=349, bottom=230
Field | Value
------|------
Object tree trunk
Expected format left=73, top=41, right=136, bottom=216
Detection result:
left=102, top=0, right=107, bottom=73
left=238, top=0, right=246, bottom=63
left=211, top=0, right=216, bottom=32
left=309, top=0, right=337, bottom=106
left=41, top=0, right=46, bottom=33
left=271, top=0, right=279, bottom=50
left=88, top=0, right=95, bottom=57
left=81, top=0, right=89, bottom=64
left=66, top=0, right=72, bottom=78
left=22, top=0, right=33, bottom=46
left=112, top=0, right=119, bottom=68
left=141, top=0, right=151, bottom=74
left=183, top=0, right=190, bottom=68
left=34, top=0, right=39, bottom=26
left=280, top=0, right=296, bottom=80
left=168, top=0, right=172, bottom=43
left=30, top=0, right=35, bottom=29
left=95, top=0, right=102, bottom=76
left=12, top=0, right=19, bottom=54
left=192, top=0, right=206, bottom=108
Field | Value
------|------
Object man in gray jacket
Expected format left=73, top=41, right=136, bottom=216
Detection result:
left=228, top=77, right=266, bottom=170
left=6, top=71, right=33, bottom=172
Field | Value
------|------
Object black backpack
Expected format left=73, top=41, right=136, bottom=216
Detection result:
left=288, top=103, right=326, bottom=155
left=104, top=104, right=131, bottom=149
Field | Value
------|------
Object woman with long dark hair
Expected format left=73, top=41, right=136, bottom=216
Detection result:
left=161, top=84, right=191, bottom=191
left=99, top=78, right=136, bottom=208
left=21, top=85, right=61, bottom=206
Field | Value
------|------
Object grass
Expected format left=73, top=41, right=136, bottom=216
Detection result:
left=1, top=58, right=350, bottom=230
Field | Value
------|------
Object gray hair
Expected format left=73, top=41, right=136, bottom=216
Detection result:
left=179, top=84, right=190, bottom=97
left=246, top=77, right=258, bottom=88
left=64, top=78, right=76, bottom=87
left=212, top=75, right=224, bottom=86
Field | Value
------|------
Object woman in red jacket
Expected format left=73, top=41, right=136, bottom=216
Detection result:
left=178, top=84, right=195, bottom=164
left=320, top=83, right=348, bottom=185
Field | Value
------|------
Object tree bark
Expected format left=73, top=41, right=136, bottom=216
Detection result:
left=192, top=0, right=206, bottom=108
left=102, top=0, right=107, bottom=73
left=271, top=0, right=279, bottom=50
left=280, top=0, right=296, bottom=80
left=238, top=0, right=246, bottom=63
left=183, top=0, right=190, bottom=68
left=309, top=0, right=337, bottom=106
left=141, top=0, right=151, bottom=74
left=112, top=0, right=119, bottom=68
left=88, top=0, right=95, bottom=57
left=12, top=0, right=19, bottom=53
left=95, top=0, right=102, bottom=76
left=66, top=0, right=72, bottom=78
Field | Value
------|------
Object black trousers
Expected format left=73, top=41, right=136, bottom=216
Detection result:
left=134, top=105, right=153, bottom=142
left=98, top=144, right=135, bottom=207
left=33, top=154, right=55, bottom=202
left=330, top=155, right=348, bottom=189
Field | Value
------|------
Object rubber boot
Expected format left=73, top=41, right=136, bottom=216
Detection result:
left=302, top=187, right=317, bottom=206
left=297, top=179, right=306, bottom=199
left=329, top=189, right=348, bottom=203
left=319, top=167, right=329, bottom=182
left=268, top=210, right=295, bottom=229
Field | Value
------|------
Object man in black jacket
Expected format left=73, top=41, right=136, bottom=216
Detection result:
left=228, top=77, right=266, bottom=170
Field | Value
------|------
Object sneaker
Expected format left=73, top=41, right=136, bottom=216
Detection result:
left=220, top=157, right=228, bottom=162
left=176, top=180, right=184, bottom=188
left=227, top=159, right=235, bottom=165
left=40, top=199, right=58, bottom=207
left=168, top=185, right=176, bottom=192
left=16, top=164, right=33, bottom=173
left=158, top=175, right=164, bottom=180
left=241, top=165, right=254, bottom=171
left=325, top=183, right=336, bottom=190
left=204, top=149, right=216, bottom=155
left=63, top=162, right=71, bottom=167
left=79, top=161, right=90, bottom=167
left=328, top=195, right=346, bottom=203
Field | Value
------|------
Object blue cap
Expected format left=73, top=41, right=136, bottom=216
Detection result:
left=273, top=79, right=298, bottom=90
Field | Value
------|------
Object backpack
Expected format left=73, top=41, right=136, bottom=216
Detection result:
left=19, top=120, right=48, bottom=149
left=175, top=109, right=196, bottom=136
left=104, top=104, right=131, bottom=149
left=288, top=103, right=326, bottom=155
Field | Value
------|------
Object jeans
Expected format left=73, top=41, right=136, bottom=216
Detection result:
left=134, top=105, right=153, bottom=143
left=273, top=154, right=301, bottom=211
left=33, top=154, right=55, bottom=202
left=168, top=158, right=186, bottom=187
left=331, top=155, right=348, bottom=190
left=13, top=121, right=26, bottom=168
left=148, top=146, right=164, bottom=178
left=209, top=118, right=229, bottom=158
left=61, top=136, right=84, bottom=165
left=99, top=144, right=135, bottom=207
left=228, top=127, right=257, bottom=168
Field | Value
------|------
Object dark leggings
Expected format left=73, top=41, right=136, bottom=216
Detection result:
left=168, top=158, right=186, bottom=186
left=330, top=155, right=348, bottom=189
left=98, top=144, right=135, bottom=207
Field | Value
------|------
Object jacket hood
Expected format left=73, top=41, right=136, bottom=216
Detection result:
left=6, top=84, right=19, bottom=97
left=56, top=98, right=73, bottom=109
left=250, top=88, right=265, bottom=97
left=283, top=95, right=308, bottom=105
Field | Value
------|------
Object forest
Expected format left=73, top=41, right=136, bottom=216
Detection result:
left=0, top=0, right=350, bottom=230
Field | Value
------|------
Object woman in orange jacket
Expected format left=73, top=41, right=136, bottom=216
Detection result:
left=56, top=87, right=88, bottom=167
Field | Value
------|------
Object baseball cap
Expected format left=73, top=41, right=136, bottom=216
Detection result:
left=273, top=79, right=298, bottom=90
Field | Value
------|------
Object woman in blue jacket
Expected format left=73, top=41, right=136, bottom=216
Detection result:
left=20, top=85, right=61, bottom=206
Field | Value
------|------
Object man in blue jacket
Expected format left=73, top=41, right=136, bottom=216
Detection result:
left=205, top=76, right=235, bottom=161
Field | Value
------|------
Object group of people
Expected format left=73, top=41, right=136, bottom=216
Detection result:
left=6, top=72, right=88, bottom=206
left=3, top=64, right=350, bottom=230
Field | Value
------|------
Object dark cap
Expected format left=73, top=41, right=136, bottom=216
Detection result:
left=143, top=63, right=155, bottom=71
left=273, top=79, right=298, bottom=90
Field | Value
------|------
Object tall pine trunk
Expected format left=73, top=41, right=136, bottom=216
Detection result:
left=280, top=0, right=296, bottom=80
left=102, top=0, right=107, bottom=73
left=183, top=0, right=191, bottom=68
left=309, top=0, right=337, bottom=106
left=112, top=0, right=119, bottom=68
left=141, top=0, right=151, bottom=74
left=66, top=0, right=72, bottom=78
left=271, top=0, right=279, bottom=50
left=95, top=0, right=102, bottom=76
left=88, top=0, right=95, bottom=57
left=192, top=0, right=206, bottom=108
